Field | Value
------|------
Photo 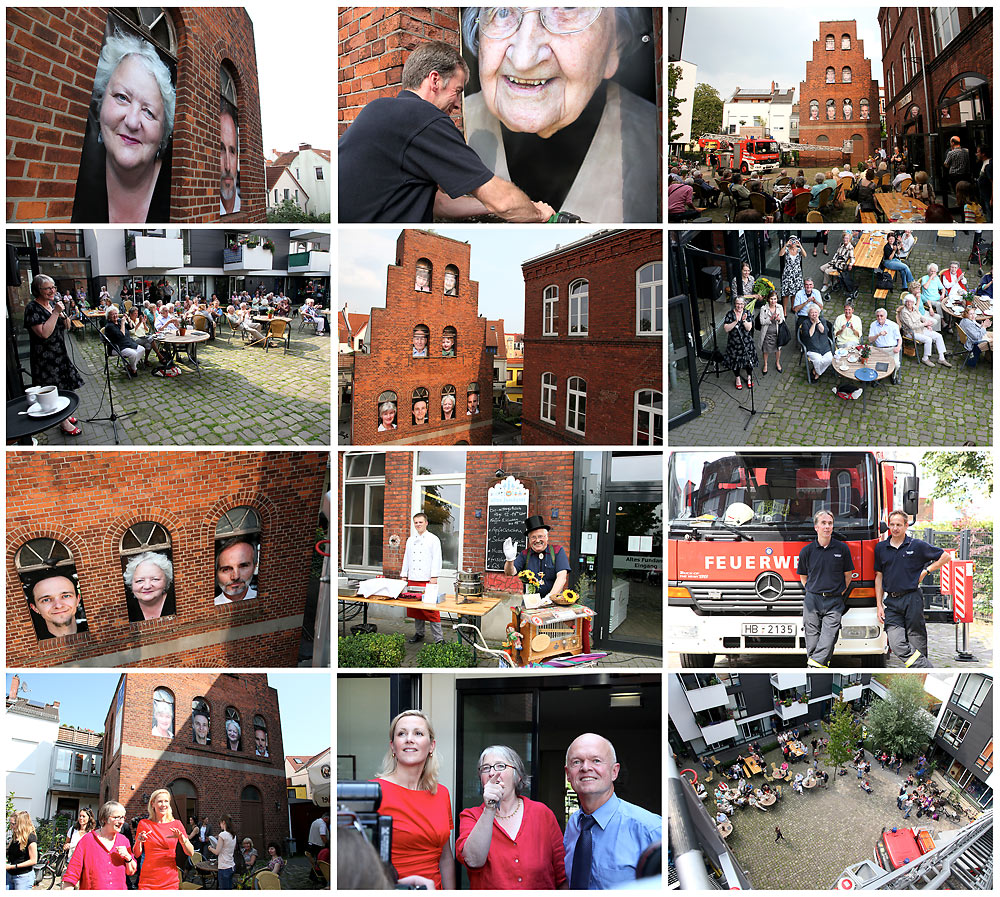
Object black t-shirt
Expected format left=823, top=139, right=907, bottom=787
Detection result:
left=338, top=90, right=494, bottom=222
left=874, top=535, right=943, bottom=592
left=796, top=538, right=854, bottom=593
left=7, top=832, right=36, bottom=868
left=105, top=320, right=138, bottom=351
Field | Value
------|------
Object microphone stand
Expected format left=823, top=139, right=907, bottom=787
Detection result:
left=86, top=328, right=134, bottom=444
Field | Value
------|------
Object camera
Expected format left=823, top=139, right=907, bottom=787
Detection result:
left=337, top=781, right=393, bottom=864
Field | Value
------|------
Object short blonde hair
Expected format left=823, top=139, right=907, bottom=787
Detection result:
left=147, top=788, right=175, bottom=821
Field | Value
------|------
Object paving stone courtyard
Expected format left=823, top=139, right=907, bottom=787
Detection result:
left=699, top=726, right=968, bottom=889
left=30, top=325, right=331, bottom=446
left=671, top=232, right=993, bottom=446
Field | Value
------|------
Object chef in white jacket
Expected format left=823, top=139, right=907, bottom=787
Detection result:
left=401, top=512, right=444, bottom=644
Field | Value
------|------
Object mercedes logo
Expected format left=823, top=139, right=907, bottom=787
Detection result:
left=755, top=571, right=784, bottom=602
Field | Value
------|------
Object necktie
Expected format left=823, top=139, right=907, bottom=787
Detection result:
left=570, top=814, right=596, bottom=890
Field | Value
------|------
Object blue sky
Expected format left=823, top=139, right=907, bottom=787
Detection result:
left=5, top=672, right=329, bottom=758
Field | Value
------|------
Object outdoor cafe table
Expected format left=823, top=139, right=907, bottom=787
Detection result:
left=759, top=793, right=777, bottom=807
left=832, top=345, right=897, bottom=415
left=874, top=192, right=928, bottom=223
left=788, top=741, right=808, bottom=758
left=194, top=860, right=218, bottom=888
left=940, top=295, right=993, bottom=328
left=743, top=756, right=763, bottom=776
left=6, top=390, right=80, bottom=446
left=153, top=330, right=210, bottom=377
left=802, top=778, right=819, bottom=790
left=717, top=821, right=733, bottom=839
left=81, top=307, right=107, bottom=333
left=852, top=232, right=888, bottom=269
left=253, top=315, right=293, bottom=350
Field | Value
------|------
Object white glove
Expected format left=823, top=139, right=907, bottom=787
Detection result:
left=503, top=537, right=518, bottom=562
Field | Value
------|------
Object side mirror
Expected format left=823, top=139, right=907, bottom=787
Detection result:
left=902, top=476, right=919, bottom=517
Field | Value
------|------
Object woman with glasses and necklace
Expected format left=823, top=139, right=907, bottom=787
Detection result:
left=61, top=801, right=137, bottom=890
left=457, top=746, right=567, bottom=889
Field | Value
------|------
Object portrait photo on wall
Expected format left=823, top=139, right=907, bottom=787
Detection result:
left=72, top=15, right=177, bottom=223
left=20, top=565, right=89, bottom=642
left=214, top=535, right=260, bottom=605
left=192, top=698, right=211, bottom=745
left=121, top=549, right=177, bottom=623
left=218, top=90, right=242, bottom=216
left=460, top=6, right=660, bottom=223
left=151, top=687, right=174, bottom=738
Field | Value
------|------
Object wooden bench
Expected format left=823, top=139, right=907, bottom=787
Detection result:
left=874, top=268, right=896, bottom=301
left=860, top=212, right=878, bottom=224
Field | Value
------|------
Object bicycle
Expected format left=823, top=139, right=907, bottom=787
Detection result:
left=33, top=848, right=67, bottom=890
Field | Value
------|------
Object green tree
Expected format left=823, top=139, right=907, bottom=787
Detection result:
left=667, top=63, right=686, bottom=144
left=689, top=83, right=723, bottom=142
left=864, top=675, right=935, bottom=759
left=921, top=451, right=993, bottom=506
left=825, top=696, right=861, bottom=780
left=266, top=198, right=330, bottom=224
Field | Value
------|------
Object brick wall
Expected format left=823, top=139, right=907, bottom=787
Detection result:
left=520, top=230, right=663, bottom=445
left=6, top=451, right=327, bottom=667
left=101, top=673, right=288, bottom=849
left=6, top=7, right=266, bottom=223
left=797, top=21, right=881, bottom=166
left=352, top=229, right=493, bottom=446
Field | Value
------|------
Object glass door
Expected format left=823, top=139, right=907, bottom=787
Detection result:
left=668, top=294, right=700, bottom=427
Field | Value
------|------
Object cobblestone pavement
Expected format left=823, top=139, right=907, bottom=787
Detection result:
left=668, top=619, right=993, bottom=669
left=671, top=233, right=993, bottom=446
left=34, top=326, right=331, bottom=446
left=708, top=729, right=966, bottom=889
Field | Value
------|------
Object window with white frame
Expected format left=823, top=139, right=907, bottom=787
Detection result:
left=939, top=709, right=970, bottom=747
left=636, top=262, right=662, bottom=334
left=633, top=389, right=663, bottom=445
left=953, top=674, right=990, bottom=714
left=931, top=7, right=960, bottom=54
left=566, top=376, right=586, bottom=434
left=541, top=372, right=556, bottom=424
left=542, top=285, right=558, bottom=335
left=841, top=33, right=851, bottom=50
left=569, top=279, right=588, bottom=335
left=907, top=29, right=917, bottom=80
left=413, top=452, right=466, bottom=572
left=342, top=452, right=386, bottom=570
left=975, top=739, right=993, bottom=773
left=825, top=34, right=834, bottom=50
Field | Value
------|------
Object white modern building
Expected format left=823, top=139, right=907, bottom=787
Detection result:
left=5, top=676, right=61, bottom=819
left=723, top=83, right=796, bottom=142
left=672, top=59, right=697, bottom=144
left=267, top=144, right=331, bottom=216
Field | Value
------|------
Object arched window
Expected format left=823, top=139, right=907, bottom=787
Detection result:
left=168, top=778, right=198, bottom=826
left=634, top=390, right=663, bottom=446
left=466, top=382, right=480, bottom=416
left=816, top=135, right=830, bottom=145
left=907, top=30, right=917, bottom=81
left=414, top=259, right=432, bottom=292
left=440, top=384, right=457, bottom=420
left=860, top=99, right=870, bottom=121
left=825, top=66, right=835, bottom=84
left=113, top=8, right=177, bottom=53
left=218, top=63, right=240, bottom=217
left=843, top=98, right=853, bottom=120
left=636, top=262, right=662, bottom=334
left=542, top=285, right=558, bottom=335
left=443, top=265, right=459, bottom=296
left=441, top=325, right=457, bottom=357
left=826, top=99, right=836, bottom=121
left=569, top=279, right=588, bottom=335
left=15, top=538, right=87, bottom=641
left=152, top=687, right=174, bottom=739
left=120, top=522, right=175, bottom=623
left=191, top=697, right=211, bottom=746
left=566, top=377, right=587, bottom=435
left=937, top=73, right=989, bottom=125
left=215, top=507, right=261, bottom=606
left=808, top=100, right=819, bottom=121
left=412, top=324, right=429, bottom=358
left=224, top=707, right=242, bottom=752
left=411, top=387, right=429, bottom=426
left=888, top=63, right=895, bottom=98
left=841, top=33, right=851, bottom=50
left=842, top=66, right=852, bottom=83
left=377, top=390, right=398, bottom=431
left=825, top=34, right=835, bottom=50
left=253, top=715, right=269, bottom=757
left=540, top=373, right=556, bottom=424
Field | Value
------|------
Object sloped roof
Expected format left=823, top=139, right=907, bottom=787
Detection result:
left=485, top=319, right=506, bottom=357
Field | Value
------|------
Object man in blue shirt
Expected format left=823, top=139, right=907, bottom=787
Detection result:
left=563, top=733, right=661, bottom=889
left=503, top=514, right=570, bottom=603
left=868, top=307, right=902, bottom=354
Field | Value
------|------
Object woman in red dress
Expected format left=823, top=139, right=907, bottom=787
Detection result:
left=373, top=710, right=454, bottom=889
left=134, top=789, right=196, bottom=889
left=457, top=746, right=567, bottom=889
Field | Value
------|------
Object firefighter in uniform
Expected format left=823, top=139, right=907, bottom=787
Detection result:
left=796, top=508, right=855, bottom=668
left=874, top=510, right=950, bottom=668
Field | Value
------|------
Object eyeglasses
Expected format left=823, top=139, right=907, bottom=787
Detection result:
left=479, top=762, right=509, bottom=775
left=478, top=7, right=604, bottom=40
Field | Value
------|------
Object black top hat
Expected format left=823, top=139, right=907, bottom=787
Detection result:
left=524, top=514, right=551, bottom=535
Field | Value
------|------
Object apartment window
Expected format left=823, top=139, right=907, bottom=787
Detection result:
left=294, top=190, right=299, bottom=202
left=566, top=376, right=586, bottom=435
left=413, top=452, right=465, bottom=572
left=634, top=389, right=663, bottom=446
left=939, top=709, right=970, bottom=747
left=953, top=674, right=990, bottom=714
left=636, top=262, right=662, bottom=334
left=343, top=452, right=386, bottom=569
left=931, top=7, right=960, bottom=53
left=283, top=189, right=289, bottom=201
left=732, top=691, right=747, bottom=719
left=315, top=167, right=324, bottom=180
left=841, top=33, right=851, bottom=50
left=542, top=285, right=558, bottom=335
left=825, top=34, right=834, bottom=50
left=296, top=168, right=300, bottom=180
left=976, top=740, right=993, bottom=773
left=540, top=373, right=556, bottom=424
left=569, top=279, right=588, bottom=335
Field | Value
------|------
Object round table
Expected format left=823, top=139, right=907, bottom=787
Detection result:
left=193, top=860, right=219, bottom=888
left=833, top=346, right=898, bottom=413
left=7, top=390, right=81, bottom=445
left=803, top=779, right=819, bottom=790
left=717, top=822, right=733, bottom=839
left=941, top=296, right=993, bottom=327
left=153, top=330, right=210, bottom=376
left=759, top=793, right=777, bottom=806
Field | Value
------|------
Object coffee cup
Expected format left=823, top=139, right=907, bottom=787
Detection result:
left=25, top=386, right=43, bottom=403
left=36, top=385, right=60, bottom=412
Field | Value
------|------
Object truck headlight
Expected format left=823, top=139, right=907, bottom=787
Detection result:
left=841, top=626, right=881, bottom=640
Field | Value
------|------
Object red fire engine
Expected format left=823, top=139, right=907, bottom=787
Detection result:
left=715, top=137, right=781, bottom=174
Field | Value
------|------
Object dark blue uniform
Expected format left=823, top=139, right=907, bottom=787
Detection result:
left=512, top=545, right=570, bottom=598
left=874, top=535, right=943, bottom=668
left=796, top=538, right=855, bottom=667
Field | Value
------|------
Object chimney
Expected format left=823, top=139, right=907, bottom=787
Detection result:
left=299, top=143, right=311, bottom=151
left=9, top=675, right=19, bottom=701
left=771, top=81, right=776, bottom=92
left=52, top=701, right=60, bottom=708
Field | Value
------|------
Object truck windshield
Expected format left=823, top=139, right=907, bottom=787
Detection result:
left=668, top=452, right=876, bottom=527
left=752, top=140, right=779, bottom=155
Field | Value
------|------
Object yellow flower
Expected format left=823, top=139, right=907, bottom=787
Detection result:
left=561, top=589, right=580, bottom=604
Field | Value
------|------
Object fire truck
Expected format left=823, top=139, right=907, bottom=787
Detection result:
left=668, top=451, right=920, bottom=667
left=875, top=826, right=935, bottom=871
left=716, top=137, right=781, bottom=175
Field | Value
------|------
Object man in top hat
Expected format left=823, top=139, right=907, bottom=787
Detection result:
left=502, top=514, right=571, bottom=603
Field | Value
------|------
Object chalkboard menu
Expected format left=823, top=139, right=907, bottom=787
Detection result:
left=485, top=476, right=529, bottom=571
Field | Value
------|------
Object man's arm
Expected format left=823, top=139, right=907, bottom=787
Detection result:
left=924, top=550, right=951, bottom=575
left=874, top=570, right=884, bottom=623
left=472, top=176, right=554, bottom=222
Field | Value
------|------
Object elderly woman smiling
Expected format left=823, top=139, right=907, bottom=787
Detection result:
left=73, top=31, right=175, bottom=223
left=123, top=551, right=176, bottom=621
left=461, top=7, right=656, bottom=223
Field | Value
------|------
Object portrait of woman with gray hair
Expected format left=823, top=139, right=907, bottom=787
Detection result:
left=456, top=744, right=567, bottom=890
left=460, top=7, right=657, bottom=223
left=123, top=550, right=176, bottom=622
left=72, top=29, right=176, bottom=223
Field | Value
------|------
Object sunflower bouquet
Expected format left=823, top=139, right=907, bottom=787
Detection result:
left=517, top=569, right=544, bottom=594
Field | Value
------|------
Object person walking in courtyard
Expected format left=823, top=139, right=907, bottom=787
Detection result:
left=774, top=826, right=784, bottom=843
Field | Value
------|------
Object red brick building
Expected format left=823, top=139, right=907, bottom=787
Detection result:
left=6, top=7, right=266, bottom=222
left=797, top=21, right=881, bottom=165
left=6, top=451, right=328, bottom=667
left=878, top=7, right=992, bottom=192
left=100, top=673, right=288, bottom=853
left=351, top=230, right=493, bottom=445
left=520, top=230, right=663, bottom=446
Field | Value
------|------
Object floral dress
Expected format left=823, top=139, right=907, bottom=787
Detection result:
left=24, top=300, right=84, bottom=390
left=780, top=251, right=804, bottom=299
left=723, top=308, right=759, bottom=372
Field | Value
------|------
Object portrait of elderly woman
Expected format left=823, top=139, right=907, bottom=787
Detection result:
left=72, top=28, right=176, bottom=223
left=122, top=550, right=177, bottom=623
left=460, top=7, right=658, bottom=223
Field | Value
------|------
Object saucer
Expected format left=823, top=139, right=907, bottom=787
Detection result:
left=847, top=354, right=859, bottom=363
left=27, top=395, right=71, bottom=417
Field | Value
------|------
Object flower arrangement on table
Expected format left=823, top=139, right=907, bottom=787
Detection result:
left=517, top=569, right=544, bottom=593
left=858, top=344, right=872, bottom=361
